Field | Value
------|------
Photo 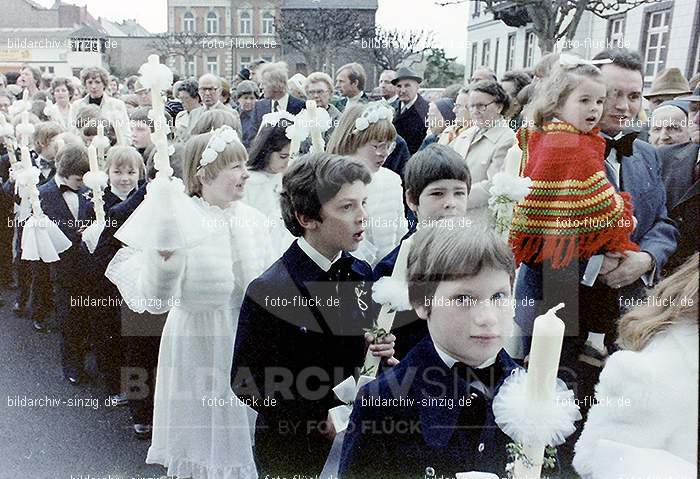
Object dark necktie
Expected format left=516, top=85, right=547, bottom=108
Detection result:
left=272, top=100, right=279, bottom=112
left=88, top=96, right=103, bottom=106
left=604, top=131, right=638, bottom=161
left=59, top=184, right=78, bottom=194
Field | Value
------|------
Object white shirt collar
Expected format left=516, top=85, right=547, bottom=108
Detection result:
left=297, top=237, right=341, bottom=272
left=272, top=93, right=289, bottom=112
left=386, top=95, right=398, bottom=104
left=401, top=95, right=418, bottom=112
left=433, top=341, right=498, bottom=369
left=112, top=188, right=129, bottom=201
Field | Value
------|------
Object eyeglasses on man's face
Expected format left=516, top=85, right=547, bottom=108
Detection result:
left=467, top=101, right=495, bottom=112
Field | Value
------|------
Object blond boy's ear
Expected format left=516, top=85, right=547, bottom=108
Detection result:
left=414, top=303, right=429, bottom=320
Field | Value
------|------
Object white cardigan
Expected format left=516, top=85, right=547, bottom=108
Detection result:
left=573, top=321, right=698, bottom=479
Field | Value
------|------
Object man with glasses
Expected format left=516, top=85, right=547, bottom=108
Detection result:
left=186, top=73, right=236, bottom=136
left=391, top=67, right=429, bottom=154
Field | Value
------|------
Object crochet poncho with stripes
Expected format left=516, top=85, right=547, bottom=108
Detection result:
left=509, top=122, right=638, bottom=268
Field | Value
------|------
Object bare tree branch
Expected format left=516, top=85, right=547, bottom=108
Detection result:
left=147, top=31, right=208, bottom=65
left=367, top=28, right=435, bottom=71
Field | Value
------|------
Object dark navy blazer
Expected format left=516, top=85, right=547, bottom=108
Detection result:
left=233, top=240, right=374, bottom=468
left=339, top=337, right=520, bottom=478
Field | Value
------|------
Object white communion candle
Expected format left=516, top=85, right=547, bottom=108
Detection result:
left=88, top=144, right=99, bottom=173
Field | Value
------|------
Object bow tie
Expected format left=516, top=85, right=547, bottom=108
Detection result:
left=59, top=184, right=79, bottom=194
left=452, top=361, right=500, bottom=391
left=88, top=96, right=103, bottom=105
left=327, top=256, right=354, bottom=281
left=39, top=158, right=54, bottom=171
left=604, top=131, right=638, bottom=160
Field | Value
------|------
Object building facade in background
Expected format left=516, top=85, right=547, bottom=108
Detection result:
left=0, top=0, right=153, bottom=77
left=467, top=0, right=700, bottom=87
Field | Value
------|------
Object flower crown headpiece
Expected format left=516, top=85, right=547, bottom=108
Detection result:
left=352, top=101, right=395, bottom=134
left=198, top=125, right=240, bottom=170
left=558, top=52, right=612, bottom=70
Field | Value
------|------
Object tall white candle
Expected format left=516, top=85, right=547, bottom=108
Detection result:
left=503, top=139, right=521, bottom=177
left=96, top=123, right=105, bottom=165
left=515, top=302, right=566, bottom=479
left=88, top=144, right=98, bottom=173
left=306, top=99, right=324, bottom=153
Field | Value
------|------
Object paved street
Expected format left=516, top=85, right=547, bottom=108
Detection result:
left=0, top=285, right=164, bottom=479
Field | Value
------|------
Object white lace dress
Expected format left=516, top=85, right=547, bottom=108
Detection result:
left=356, top=167, right=408, bottom=267
left=241, top=170, right=294, bottom=257
left=106, top=197, right=275, bottom=479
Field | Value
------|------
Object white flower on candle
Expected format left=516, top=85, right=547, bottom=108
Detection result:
left=138, top=55, right=173, bottom=92
left=91, top=136, right=111, bottom=150
left=15, top=122, right=35, bottom=138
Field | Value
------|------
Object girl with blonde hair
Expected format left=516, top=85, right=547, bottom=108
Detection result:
left=107, top=126, right=274, bottom=479
left=327, top=102, right=408, bottom=266
left=574, top=253, right=698, bottom=478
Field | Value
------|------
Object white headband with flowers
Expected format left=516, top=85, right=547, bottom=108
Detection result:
left=352, top=101, right=395, bottom=134
left=558, top=52, right=612, bottom=70
left=198, top=125, right=240, bottom=170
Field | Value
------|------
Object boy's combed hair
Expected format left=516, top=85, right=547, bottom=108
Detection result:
left=56, top=143, right=90, bottom=178
left=280, top=153, right=371, bottom=237
left=524, top=63, right=605, bottom=130
left=105, top=145, right=145, bottom=179
left=407, top=220, right=515, bottom=310
left=404, top=144, right=472, bottom=205
left=326, top=103, right=397, bottom=155
left=182, top=131, right=248, bottom=197
left=33, top=121, right=64, bottom=149
left=247, top=119, right=292, bottom=171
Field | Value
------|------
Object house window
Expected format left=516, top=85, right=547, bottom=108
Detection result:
left=494, top=38, right=500, bottom=75
left=506, top=33, right=516, bottom=71
left=185, top=59, right=196, bottom=77
left=608, top=16, right=626, bottom=48
left=643, top=9, right=671, bottom=81
left=472, top=0, right=481, bottom=17
left=261, top=10, right=275, bottom=36
left=523, top=31, right=535, bottom=68
left=183, top=11, right=195, bottom=32
left=207, top=56, right=219, bottom=75
left=262, top=54, right=273, bottom=62
left=471, top=42, right=478, bottom=74
left=482, top=40, right=491, bottom=67
left=206, top=11, right=218, bottom=34
left=240, top=55, right=251, bottom=69
left=239, top=10, right=252, bottom=35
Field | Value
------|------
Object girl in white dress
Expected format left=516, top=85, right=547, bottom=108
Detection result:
left=327, top=102, right=408, bottom=266
left=106, top=126, right=274, bottom=479
left=242, top=116, right=294, bottom=256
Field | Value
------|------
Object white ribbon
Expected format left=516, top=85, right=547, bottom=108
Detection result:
left=328, top=374, right=374, bottom=433
left=559, top=52, right=613, bottom=69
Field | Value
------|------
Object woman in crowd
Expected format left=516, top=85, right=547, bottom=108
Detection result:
left=574, top=253, right=698, bottom=478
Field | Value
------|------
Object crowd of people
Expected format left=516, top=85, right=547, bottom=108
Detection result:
left=0, top=46, right=697, bottom=479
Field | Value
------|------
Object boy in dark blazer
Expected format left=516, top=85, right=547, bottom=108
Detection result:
left=340, top=222, right=520, bottom=478
left=374, top=144, right=472, bottom=359
left=232, top=153, right=397, bottom=475
left=39, top=143, right=95, bottom=384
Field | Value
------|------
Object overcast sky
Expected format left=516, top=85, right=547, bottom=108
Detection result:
left=34, top=0, right=468, bottom=64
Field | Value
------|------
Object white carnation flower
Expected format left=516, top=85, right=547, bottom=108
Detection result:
left=367, top=111, right=379, bottom=123
left=219, top=126, right=237, bottom=143
left=200, top=148, right=217, bottom=166
left=209, top=136, right=226, bottom=153
left=355, top=117, right=370, bottom=131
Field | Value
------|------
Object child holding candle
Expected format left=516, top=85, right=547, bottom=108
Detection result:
left=374, top=143, right=472, bottom=358
left=339, top=221, right=520, bottom=478
left=232, top=153, right=397, bottom=476
left=38, top=143, right=95, bottom=384
left=89, top=145, right=145, bottom=404
left=106, top=126, right=275, bottom=478
left=327, top=102, right=408, bottom=267
left=243, top=116, right=294, bottom=256
left=27, top=121, right=64, bottom=331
